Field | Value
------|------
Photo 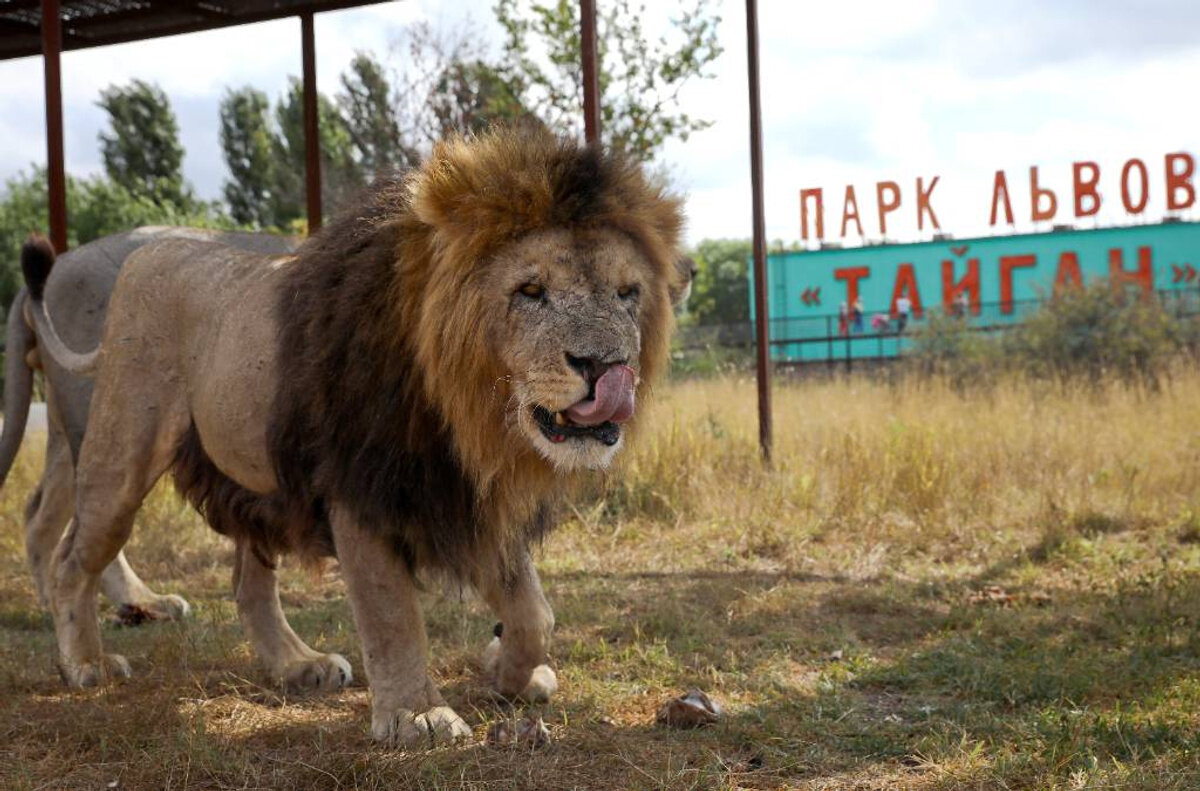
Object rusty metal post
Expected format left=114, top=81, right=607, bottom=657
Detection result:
left=301, top=12, right=322, bottom=233
left=41, top=0, right=67, bottom=253
left=745, top=0, right=772, bottom=462
left=580, top=0, right=601, bottom=143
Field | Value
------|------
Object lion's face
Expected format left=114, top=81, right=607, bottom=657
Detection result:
left=484, top=228, right=668, bottom=471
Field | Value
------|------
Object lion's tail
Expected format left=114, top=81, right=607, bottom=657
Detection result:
left=0, top=287, right=35, bottom=488
left=20, top=235, right=99, bottom=377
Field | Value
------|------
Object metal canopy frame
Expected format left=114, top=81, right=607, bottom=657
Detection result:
left=19, top=0, right=392, bottom=251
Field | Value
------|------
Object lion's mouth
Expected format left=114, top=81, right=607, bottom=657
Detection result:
left=528, top=364, right=636, bottom=449
left=532, top=406, right=622, bottom=446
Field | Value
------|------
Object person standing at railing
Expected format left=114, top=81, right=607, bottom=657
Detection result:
left=896, top=295, right=912, bottom=333
left=956, top=291, right=970, bottom=320
left=852, top=298, right=864, bottom=333
left=838, top=301, right=850, bottom=336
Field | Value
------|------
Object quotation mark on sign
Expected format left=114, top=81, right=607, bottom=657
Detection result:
left=1172, top=264, right=1197, bottom=284
left=801, top=287, right=821, bottom=307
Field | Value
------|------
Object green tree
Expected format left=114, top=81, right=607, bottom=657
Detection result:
left=689, top=238, right=750, bottom=325
left=391, top=23, right=532, bottom=152
left=493, top=0, right=723, bottom=160
left=339, top=52, right=414, bottom=175
left=219, top=87, right=275, bottom=228
left=97, top=79, right=193, bottom=208
left=271, top=77, right=362, bottom=229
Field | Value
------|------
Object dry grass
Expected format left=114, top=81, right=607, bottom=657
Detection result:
left=4, top=371, right=1200, bottom=789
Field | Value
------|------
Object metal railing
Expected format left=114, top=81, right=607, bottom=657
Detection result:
left=675, top=288, right=1200, bottom=366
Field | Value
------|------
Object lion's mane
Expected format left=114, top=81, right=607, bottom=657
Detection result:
left=176, top=128, right=683, bottom=579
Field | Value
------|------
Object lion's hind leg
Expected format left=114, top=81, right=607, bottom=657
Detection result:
left=49, top=398, right=187, bottom=688
left=233, top=541, right=352, bottom=692
left=477, top=549, right=558, bottom=703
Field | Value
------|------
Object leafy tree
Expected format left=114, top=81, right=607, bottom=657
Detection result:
left=97, top=79, right=193, bottom=208
left=219, top=87, right=275, bottom=228
left=339, top=52, right=414, bottom=175
left=689, top=238, right=750, bottom=325
left=391, top=23, right=532, bottom=153
left=493, top=0, right=723, bottom=160
left=271, top=77, right=362, bottom=229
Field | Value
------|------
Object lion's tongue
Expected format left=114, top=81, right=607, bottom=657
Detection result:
left=564, top=364, right=636, bottom=426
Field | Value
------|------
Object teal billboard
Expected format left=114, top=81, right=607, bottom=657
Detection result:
left=761, top=221, right=1200, bottom=361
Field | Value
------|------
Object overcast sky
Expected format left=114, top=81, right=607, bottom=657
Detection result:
left=0, top=0, right=1196, bottom=246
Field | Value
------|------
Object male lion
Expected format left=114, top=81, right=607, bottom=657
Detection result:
left=28, top=129, right=686, bottom=746
left=1, top=228, right=296, bottom=619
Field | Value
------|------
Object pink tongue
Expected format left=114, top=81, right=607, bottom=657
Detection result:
left=564, top=364, right=636, bottom=426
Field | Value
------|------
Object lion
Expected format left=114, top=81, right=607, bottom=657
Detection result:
left=26, top=128, right=688, bottom=746
left=0, top=228, right=296, bottom=618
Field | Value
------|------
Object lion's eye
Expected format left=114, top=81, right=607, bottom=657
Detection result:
left=618, top=284, right=639, bottom=299
left=517, top=282, right=545, bottom=300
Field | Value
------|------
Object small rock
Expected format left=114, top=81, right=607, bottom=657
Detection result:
left=486, top=716, right=551, bottom=748
left=967, top=586, right=1014, bottom=606
left=656, top=688, right=722, bottom=729
left=828, top=648, right=844, bottom=662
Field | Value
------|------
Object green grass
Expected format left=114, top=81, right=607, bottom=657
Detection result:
left=3, top=372, right=1200, bottom=789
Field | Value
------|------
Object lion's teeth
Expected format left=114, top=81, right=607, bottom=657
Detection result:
left=554, top=412, right=567, bottom=426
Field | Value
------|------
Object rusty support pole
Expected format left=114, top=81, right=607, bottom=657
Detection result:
left=745, top=0, right=772, bottom=462
left=580, top=0, right=600, bottom=143
left=301, top=12, right=322, bottom=233
left=41, top=0, right=67, bottom=253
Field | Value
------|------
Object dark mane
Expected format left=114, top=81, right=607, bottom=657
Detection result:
left=263, top=175, right=490, bottom=571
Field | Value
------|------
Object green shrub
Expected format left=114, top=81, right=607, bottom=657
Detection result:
left=906, top=284, right=1199, bottom=386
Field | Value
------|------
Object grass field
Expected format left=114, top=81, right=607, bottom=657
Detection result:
left=3, top=371, right=1200, bottom=789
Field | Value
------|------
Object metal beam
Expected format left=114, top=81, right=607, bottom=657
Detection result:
left=580, top=0, right=600, bottom=144
left=745, top=0, right=772, bottom=462
left=41, top=0, right=67, bottom=253
left=301, top=11, right=322, bottom=233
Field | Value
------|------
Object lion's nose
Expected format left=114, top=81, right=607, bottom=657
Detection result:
left=566, top=353, right=627, bottom=385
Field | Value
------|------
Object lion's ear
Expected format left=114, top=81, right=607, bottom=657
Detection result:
left=408, top=138, right=470, bottom=232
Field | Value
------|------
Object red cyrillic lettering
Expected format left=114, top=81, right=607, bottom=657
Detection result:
left=876, top=180, right=901, bottom=236
left=1121, top=159, right=1149, bottom=214
left=1053, top=251, right=1083, bottom=298
left=1073, top=161, right=1100, bottom=217
left=890, top=263, right=923, bottom=317
left=1166, top=152, right=1196, bottom=211
left=1030, top=167, right=1057, bottom=222
left=941, top=258, right=979, bottom=314
left=999, top=254, right=1036, bottom=314
left=835, top=266, right=870, bottom=307
left=840, top=185, right=863, bottom=238
left=1109, top=246, right=1153, bottom=297
left=917, top=176, right=940, bottom=231
left=800, top=188, right=825, bottom=241
left=990, top=170, right=1014, bottom=226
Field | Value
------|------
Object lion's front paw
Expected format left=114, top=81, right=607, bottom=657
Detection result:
left=483, top=636, right=558, bottom=702
left=283, top=653, right=353, bottom=692
left=59, top=652, right=131, bottom=688
left=372, top=705, right=473, bottom=748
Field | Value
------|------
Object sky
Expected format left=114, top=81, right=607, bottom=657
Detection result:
left=0, top=0, right=1196, bottom=247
